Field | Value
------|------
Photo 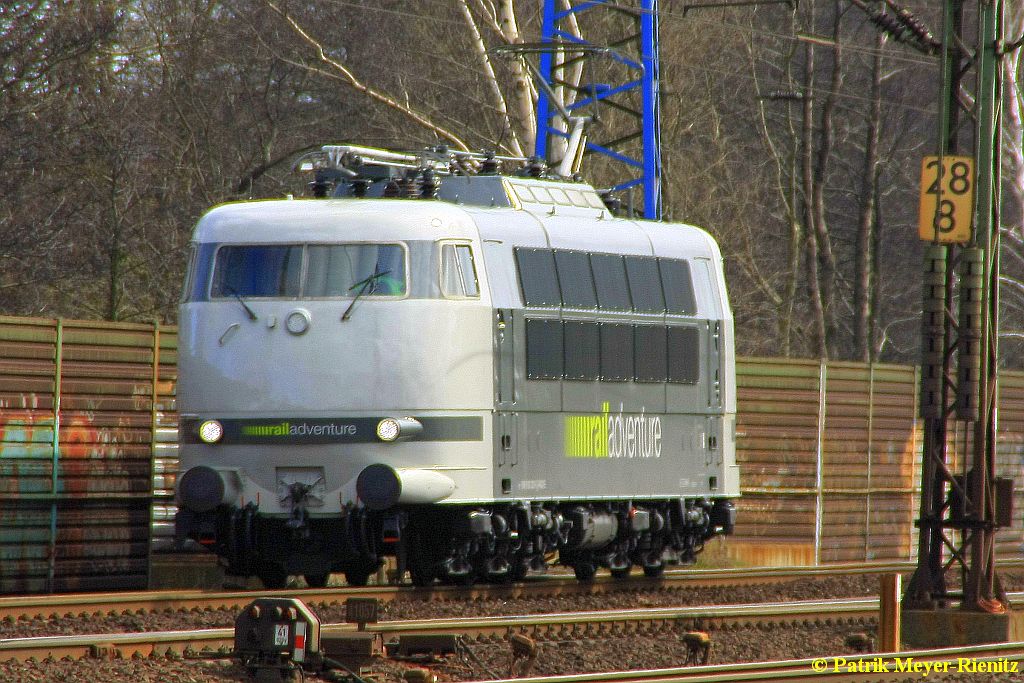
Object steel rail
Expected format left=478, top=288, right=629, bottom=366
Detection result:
left=0, top=596, right=884, bottom=663
left=4, top=559, right=1010, bottom=621
left=461, top=641, right=1024, bottom=682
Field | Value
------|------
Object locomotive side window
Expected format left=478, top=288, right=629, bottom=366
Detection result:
left=564, top=321, right=600, bottom=380
left=515, top=248, right=561, bottom=307
left=600, top=323, right=634, bottom=381
left=184, top=244, right=218, bottom=302
left=526, top=318, right=563, bottom=379
left=667, top=326, right=700, bottom=384
left=590, top=254, right=632, bottom=311
left=211, top=245, right=303, bottom=298
left=634, top=325, right=668, bottom=382
left=305, top=244, right=406, bottom=297
left=181, top=245, right=197, bottom=303
left=625, top=257, right=666, bottom=313
left=660, top=258, right=697, bottom=315
left=440, top=243, right=479, bottom=298
left=555, top=250, right=597, bottom=309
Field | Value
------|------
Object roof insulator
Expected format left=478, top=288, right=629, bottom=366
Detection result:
left=421, top=169, right=440, bottom=199
left=350, top=178, right=370, bottom=198
left=480, top=152, right=499, bottom=175
left=526, top=156, right=547, bottom=179
left=599, top=190, right=622, bottom=215
left=402, top=169, right=422, bottom=198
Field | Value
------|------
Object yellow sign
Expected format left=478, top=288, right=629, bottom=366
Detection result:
left=918, top=155, right=974, bottom=242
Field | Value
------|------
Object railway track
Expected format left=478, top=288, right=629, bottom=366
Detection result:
left=0, top=595, right=891, bottom=663
left=463, top=641, right=1024, bottom=682
left=2, top=605, right=1022, bottom=682
left=4, top=563, right=1022, bottom=675
left=0, top=560, right=967, bottom=621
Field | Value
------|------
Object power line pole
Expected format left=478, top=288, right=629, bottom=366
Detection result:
left=536, top=0, right=662, bottom=219
left=901, top=0, right=1013, bottom=647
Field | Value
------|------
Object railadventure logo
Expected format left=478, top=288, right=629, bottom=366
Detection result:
left=564, top=402, right=662, bottom=459
left=241, top=421, right=357, bottom=438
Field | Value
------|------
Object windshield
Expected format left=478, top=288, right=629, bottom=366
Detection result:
left=208, top=243, right=406, bottom=299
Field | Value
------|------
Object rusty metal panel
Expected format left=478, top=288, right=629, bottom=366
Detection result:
left=0, top=316, right=168, bottom=593
left=735, top=357, right=821, bottom=491
left=733, top=358, right=922, bottom=566
left=819, top=493, right=915, bottom=563
left=732, top=358, right=821, bottom=560
left=995, top=371, right=1024, bottom=559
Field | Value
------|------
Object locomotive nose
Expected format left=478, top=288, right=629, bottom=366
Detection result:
left=356, top=464, right=456, bottom=511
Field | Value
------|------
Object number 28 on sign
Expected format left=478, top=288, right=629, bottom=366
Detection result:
left=918, top=155, right=975, bottom=243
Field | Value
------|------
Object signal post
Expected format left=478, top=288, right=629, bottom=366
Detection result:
left=902, top=0, right=1017, bottom=648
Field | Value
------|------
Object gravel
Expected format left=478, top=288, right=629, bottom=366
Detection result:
left=2, top=571, right=1023, bottom=682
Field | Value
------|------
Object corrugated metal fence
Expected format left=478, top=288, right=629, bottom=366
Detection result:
left=2, top=316, right=1023, bottom=591
left=0, top=317, right=177, bottom=592
left=729, top=357, right=1024, bottom=566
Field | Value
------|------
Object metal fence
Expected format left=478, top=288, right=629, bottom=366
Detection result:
left=0, top=316, right=177, bottom=592
left=729, top=357, right=1024, bottom=566
left=2, top=315, right=1024, bottom=592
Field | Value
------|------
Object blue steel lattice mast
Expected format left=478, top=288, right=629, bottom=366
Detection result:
left=535, top=0, right=662, bottom=220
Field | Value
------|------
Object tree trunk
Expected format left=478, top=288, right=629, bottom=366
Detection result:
left=802, top=40, right=828, bottom=359
left=458, top=0, right=524, bottom=156
left=810, top=1, right=843, bottom=357
left=854, top=13, right=884, bottom=361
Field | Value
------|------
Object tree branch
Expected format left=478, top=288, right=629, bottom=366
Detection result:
left=265, top=1, right=470, bottom=151
left=458, top=0, right=523, bottom=156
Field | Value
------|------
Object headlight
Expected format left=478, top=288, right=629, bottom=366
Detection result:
left=198, top=420, right=224, bottom=444
left=376, top=417, right=423, bottom=442
left=376, top=418, right=402, bottom=442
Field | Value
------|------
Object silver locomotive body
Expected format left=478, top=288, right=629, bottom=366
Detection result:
left=176, top=173, right=737, bottom=587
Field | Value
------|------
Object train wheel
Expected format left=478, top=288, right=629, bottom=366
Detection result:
left=304, top=573, right=330, bottom=588
left=574, top=561, right=597, bottom=582
left=345, top=569, right=372, bottom=587
left=642, top=564, right=664, bottom=578
left=410, top=566, right=435, bottom=587
left=509, top=558, right=530, bottom=582
left=449, top=570, right=475, bottom=586
left=258, top=562, right=288, bottom=590
left=610, top=565, right=632, bottom=580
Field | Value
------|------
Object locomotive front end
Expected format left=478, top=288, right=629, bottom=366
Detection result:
left=175, top=199, right=493, bottom=587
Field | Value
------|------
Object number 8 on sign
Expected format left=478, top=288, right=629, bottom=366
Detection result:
left=918, top=155, right=975, bottom=243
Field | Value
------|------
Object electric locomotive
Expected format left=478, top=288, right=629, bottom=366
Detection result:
left=175, top=146, right=738, bottom=587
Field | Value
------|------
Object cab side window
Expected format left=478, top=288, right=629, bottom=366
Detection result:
left=441, top=243, right=480, bottom=298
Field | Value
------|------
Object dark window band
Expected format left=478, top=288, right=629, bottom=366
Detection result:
left=526, top=319, right=699, bottom=384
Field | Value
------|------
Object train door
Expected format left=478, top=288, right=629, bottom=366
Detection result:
left=707, top=320, right=722, bottom=409
left=497, top=309, right=515, bottom=407
left=496, top=308, right=518, bottom=469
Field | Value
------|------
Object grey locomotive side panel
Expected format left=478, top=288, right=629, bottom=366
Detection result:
left=474, top=204, right=738, bottom=502
left=507, top=411, right=724, bottom=499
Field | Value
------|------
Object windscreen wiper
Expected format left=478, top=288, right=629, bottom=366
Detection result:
left=341, top=270, right=391, bottom=322
left=224, top=285, right=258, bottom=321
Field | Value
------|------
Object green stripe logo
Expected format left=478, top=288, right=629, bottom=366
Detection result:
left=242, top=422, right=290, bottom=436
left=564, top=402, right=610, bottom=458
